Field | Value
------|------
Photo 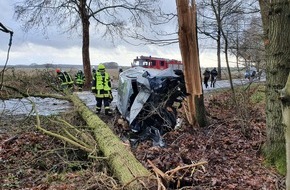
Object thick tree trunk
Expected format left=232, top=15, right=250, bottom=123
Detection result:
left=176, top=0, right=207, bottom=127
left=80, top=0, right=92, bottom=89
left=259, top=0, right=290, bottom=174
left=69, top=94, right=156, bottom=189
left=280, top=73, right=290, bottom=190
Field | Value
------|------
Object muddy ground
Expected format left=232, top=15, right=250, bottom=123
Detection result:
left=0, top=73, right=285, bottom=190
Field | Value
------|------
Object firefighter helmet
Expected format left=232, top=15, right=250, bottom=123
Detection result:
left=98, top=64, right=105, bottom=71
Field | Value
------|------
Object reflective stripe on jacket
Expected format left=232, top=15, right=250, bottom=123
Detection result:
left=92, top=72, right=111, bottom=98
left=75, top=73, right=85, bottom=84
left=58, top=72, right=73, bottom=86
left=65, top=72, right=74, bottom=85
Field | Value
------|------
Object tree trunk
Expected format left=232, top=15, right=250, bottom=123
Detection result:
left=211, top=0, right=222, bottom=79
left=69, top=94, right=156, bottom=189
left=259, top=0, right=290, bottom=174
left=217, top=28, right=222, bottom=79
left=221, top=30, right=235, bottom=97
left=280, top=73, right=290, bottom=190
left=176, top=0, right=207, bottom=127
left=80, top=0, right=92, bottom=89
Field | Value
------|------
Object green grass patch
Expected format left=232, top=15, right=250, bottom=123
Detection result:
left=250, top=90, right=265, bottom=104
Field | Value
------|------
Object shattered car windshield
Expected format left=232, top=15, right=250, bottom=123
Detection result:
left=116, top=67, right=187, bottom=147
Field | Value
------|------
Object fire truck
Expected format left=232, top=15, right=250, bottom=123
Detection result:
left=132, top=55, right=183, bottom=70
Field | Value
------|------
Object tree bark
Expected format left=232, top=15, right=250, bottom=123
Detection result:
left=280, top=72, right=290, bottom=190
left=69, top=94, right=156, bottom=189
left=221, top=30, right=235, bottom=98
left=79, top=0, right=92, bottom=89
left=215, top=0, right=222, bottom=79
left=211, top=0, right=222, bottom=79
left=259, top=0, right=290, bottom=174
left=176, top=0, right=207, bottom=127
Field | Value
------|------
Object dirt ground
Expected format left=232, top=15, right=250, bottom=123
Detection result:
left=0, top=70, right=285, bottom=189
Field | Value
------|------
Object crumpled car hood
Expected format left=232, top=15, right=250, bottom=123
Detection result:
left=116, top=67, right=187, bottom=147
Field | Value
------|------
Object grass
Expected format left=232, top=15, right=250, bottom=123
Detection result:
left=250, top=89, right=266, bottom=103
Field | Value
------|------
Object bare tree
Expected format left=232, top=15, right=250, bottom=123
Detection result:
left=229, top=16, right=265, bottom=76
left=197, top=0, right=259, bottom=79
left=14, top=0, right=170, bottom=88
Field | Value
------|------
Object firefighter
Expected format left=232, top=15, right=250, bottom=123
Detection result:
left=91, top=64, right=113, bottom=115
left=75, top=69, right=85, bottom=91
left=56, top=68, right=74, bottom=92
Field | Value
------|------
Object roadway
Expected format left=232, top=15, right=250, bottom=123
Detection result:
left=203, top=77, right=266, bottom=92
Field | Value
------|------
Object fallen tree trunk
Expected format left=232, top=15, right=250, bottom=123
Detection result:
left=70, top=94, right=156, bottom=189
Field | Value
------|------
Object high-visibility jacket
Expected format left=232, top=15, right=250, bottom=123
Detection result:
left=75, top=72, right=85, bottom=85
left=91, top=71, right=111, bottom=98
left=58, top=72, right=73, bottom=86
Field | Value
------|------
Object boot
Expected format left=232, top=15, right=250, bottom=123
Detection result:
left=96, top=109, right=101, bottom=114
left=105, top=109, right=112, bottom=116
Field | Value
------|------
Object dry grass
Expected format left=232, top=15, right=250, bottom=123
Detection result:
left=0, top=67, right=120, bottom=98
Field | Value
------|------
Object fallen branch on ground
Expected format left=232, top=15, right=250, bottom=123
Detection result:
left=148, top=159, right=208, bottom=189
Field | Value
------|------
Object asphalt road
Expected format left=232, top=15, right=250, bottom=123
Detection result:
left=203, top=77, right=266, bottom=92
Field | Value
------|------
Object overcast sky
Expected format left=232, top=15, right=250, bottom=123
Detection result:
left=0, top=0, right=224, bottom=67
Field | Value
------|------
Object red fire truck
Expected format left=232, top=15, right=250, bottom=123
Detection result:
left=132, top=55, right=183, bottom=70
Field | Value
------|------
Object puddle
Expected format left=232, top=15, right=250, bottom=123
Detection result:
left=75, top=89, right=117, bottom=111
left=0, top=90, right=117, bottom=117
left=0, top=97, right=72, bottom=117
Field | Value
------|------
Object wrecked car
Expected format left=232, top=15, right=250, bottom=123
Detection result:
left=116, top=67, right=187, bottom=147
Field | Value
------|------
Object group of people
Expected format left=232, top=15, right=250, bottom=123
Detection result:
left=244, top=68, right=257, bottom=81
left=203, top=67, right=218, bottom=88
left=57, top=65, right=220, bottom=115
left=56, top=69, right=85, bottom=92
left=56, top=64, right=113, bottom=116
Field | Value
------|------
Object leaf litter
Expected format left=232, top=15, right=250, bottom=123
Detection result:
left=0, top=88, right=285, bottom=190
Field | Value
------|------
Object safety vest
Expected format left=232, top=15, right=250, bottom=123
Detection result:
left=58, top=72, right=73, bottom=86
left=64, top=72, right=74, bottom=85
left=75, top=73, right=85, bottom=84
left=95, top=72, right=111, bottom=98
